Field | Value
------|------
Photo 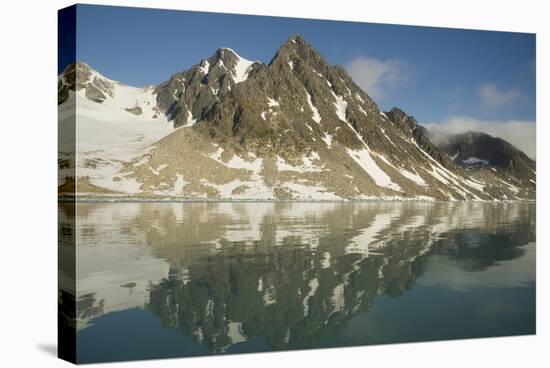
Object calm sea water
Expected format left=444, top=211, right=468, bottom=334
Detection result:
left=58, top=201, right=536, bottom=363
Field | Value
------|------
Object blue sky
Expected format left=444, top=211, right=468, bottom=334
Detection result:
left=64, top=4, right=536, bottom=153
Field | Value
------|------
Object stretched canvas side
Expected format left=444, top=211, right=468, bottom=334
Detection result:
left=58, top=4, right=77, bottom=364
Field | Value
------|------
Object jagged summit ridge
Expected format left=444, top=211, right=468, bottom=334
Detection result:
left=58, top=61, right=118, bottom=104
left=151, top=46, right=266, bottom=127
left=58, top=35, right=535, bottom=201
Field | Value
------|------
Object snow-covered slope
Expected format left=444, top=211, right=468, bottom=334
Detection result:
left=58, top=62, right=173, bottom=194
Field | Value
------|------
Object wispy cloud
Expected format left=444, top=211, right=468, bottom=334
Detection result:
left=345, top=56, right=407, bottom=100
left=477, top=84, right=524, bottom=110
left=423, top=117, right=536, bottom=159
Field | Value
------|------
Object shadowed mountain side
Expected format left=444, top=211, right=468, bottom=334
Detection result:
left=437, top=131, right=536, bottom=189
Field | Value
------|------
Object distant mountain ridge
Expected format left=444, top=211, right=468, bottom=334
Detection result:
left=58, top=35, right=535, bottom=201
left=437, top=131, right=536, bottom=187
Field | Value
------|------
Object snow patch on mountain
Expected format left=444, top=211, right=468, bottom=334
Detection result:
left=223, top=48, right=256, bottom=83
left=463, top=178, right=485, bottom=192
left=173, top=174, right=189, bottom=194
left=411, top=139, right=481, bottom=197
left=332, top=92, right=348, bottom=122
left=497, top=178, right=520, bottom=195
left=428, top=166, right=450, bottom=185
left=228, top=154, right=263, bottom=172
left=277, top=152, right=324, bottom=173
left=463, top=157, right=489, bottom=165
left=267, top=97, right=280, bottom=107
left=373, top=153, right=427, bottom=187
left=182, top=108, right=198, bottom=127
left=65, top=88, right=173, bottom=194
left=380, top=128, right=397, bottom=148
left=198, top=60, right=210, bottom=75
left=305, top=91, right=321, bottom=123
left=285, top=182, right=341, bottom=200
left=322, top=134, right=333, bottom=148
left=76, top=81, right=161, bottom=122
left=206, top=149, right=274, bottom=199
left=358, top=105, right=368, bottom=117
left=347, top=148, right=401, bottom=192
left=397, top=168, right=427, bottom=187
left=210, top=150, right=263, bottom=173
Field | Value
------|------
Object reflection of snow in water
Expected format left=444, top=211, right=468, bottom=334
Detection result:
left=345, top=210, right=400, bottom=256
left=227, top=321, right=247, bottom=344
left=302, top=278, right=319, bottom=317
left=66, top=201, right=533, bottom=337
left=263, top=285, right=277, bottom=306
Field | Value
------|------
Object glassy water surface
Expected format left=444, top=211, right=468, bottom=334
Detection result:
left=59, top=202, right=535, bottom=363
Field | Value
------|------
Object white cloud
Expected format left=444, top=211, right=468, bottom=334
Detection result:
left=423, top=117, right=536, bottom=159
left=345, top=56, right=407, bottom=100
left=478, top=84, right=523, bottom=110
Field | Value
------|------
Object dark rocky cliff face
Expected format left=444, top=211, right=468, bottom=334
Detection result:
left=438, top=131, right=536, bottom=187
left=154, top=47, right=262, bottom=126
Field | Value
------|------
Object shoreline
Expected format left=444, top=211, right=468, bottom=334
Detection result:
left=58, top=195, right=536, bottom=204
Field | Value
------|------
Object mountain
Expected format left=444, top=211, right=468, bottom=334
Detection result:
left=58, top=62, right=117, bottom=105
left=437, top=131, right=536, bottom=188
left=58, top=35, right=535, bottom=201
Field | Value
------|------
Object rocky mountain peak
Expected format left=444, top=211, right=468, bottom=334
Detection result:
left=153, top=46, right=265, bottom=127
left=273, top=36, right=326, bottom=69
left=385, top=107, right=418, bottom=128
left=273, top=35, right=312, bottom=55
left=58, top=61, right=117, bottom=104
left=200, top=47, right=262, bottom=80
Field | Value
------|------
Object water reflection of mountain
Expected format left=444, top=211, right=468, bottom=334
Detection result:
left=61, top=201, right=535, bottom=352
